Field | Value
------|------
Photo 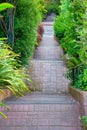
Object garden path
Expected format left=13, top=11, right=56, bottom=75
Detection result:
left=0, top=22, right=82, bottom=130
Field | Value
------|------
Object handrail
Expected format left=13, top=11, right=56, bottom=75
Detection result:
left=67, top=60, right=87, bottom=88
left=67, top=61, right=87, bottom=83
left=69, top=62, right=87, bottom=70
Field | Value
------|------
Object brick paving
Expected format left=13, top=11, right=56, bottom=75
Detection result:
left=0, top=103, right=81, bottom=130
left=0, top=22, right=82, bottom=130
left=28, top=60, right=69, bottom=93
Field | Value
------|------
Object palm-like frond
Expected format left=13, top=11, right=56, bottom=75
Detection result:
left=0, top=41, right=31, bottom=97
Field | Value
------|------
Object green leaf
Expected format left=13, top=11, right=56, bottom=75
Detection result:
left=0, top=112, right=7, bottom=119
left=0, top=38, right=7, bottom=41
left=82, top=116, right=87, bottom=125
left=0, top=3, right=14, bottom=12
left=0, top=102, right=7, bottom=107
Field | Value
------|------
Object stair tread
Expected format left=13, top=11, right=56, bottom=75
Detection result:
left=4, top=92, right=78, bottom=104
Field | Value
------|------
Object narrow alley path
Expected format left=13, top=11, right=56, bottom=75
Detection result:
left=0, top=22, right=82, bottom=130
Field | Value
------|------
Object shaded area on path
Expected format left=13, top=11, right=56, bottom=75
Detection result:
left=44, top=13, right=56, bottom=22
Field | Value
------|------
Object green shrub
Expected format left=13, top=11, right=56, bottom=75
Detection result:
left=54, top=0, right=87, bottom=90
left=54, top=0, right=87, bottom=65
left=14, top=0, right=41, bottom=65
left=54, top=15, right=65, bottom=40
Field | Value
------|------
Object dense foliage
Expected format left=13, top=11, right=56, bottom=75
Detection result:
left=0, top=41, right=30, bottom=96
left=13, top=0, right=42, bottom=65
left=0, top=2, right=31, bottom=118
left=0, top=2, right=31, bottom=96
left=54, top=0, right=87, bottom=90
left=45, top=0, right=60, bottom=15
left=0, top=0, right=45, bottom=65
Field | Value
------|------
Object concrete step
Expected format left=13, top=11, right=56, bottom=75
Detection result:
left=34, top=46, right=64, bottom=60
left=2, top=103, right=80, bottom=112
left=1, top=88, right=81, bottom=130
left=0, top=126, right=82, bottom=130
left=38, top=36, right=58, bottom=47
left=1, top=100, right=81, bottom=130
left=1, top=92, right=81, bottom=129
left=4, top=92, right=77, bottom=104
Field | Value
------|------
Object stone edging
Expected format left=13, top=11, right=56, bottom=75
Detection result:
left=69, top=86, right=87, bottom=116
left=0, top=89, right=12, bottom=102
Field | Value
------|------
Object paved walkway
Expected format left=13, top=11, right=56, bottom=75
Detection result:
left=0, top=22, right=82, bottom=130
left=30, top=24, right=69, bottom=93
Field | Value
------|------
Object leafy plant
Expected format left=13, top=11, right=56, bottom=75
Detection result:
left=54, top=0, right=85, bottom=66
left=81, top=116, right=87, bottom=130
left=54, top=14, right=65, bottom=40
left=0, top=102, right=10, bottom=119
left=0, top=41, right=31, bottom=96
left=54, top=0, right=87, bottom=90
left=14, top=0, right=42, bottom=65
left=38, top=0, right=47, bottom=20
left=0, top=40, right=31, bottom=118
left=0, top=3, right=14, bottom=12
left=0, top=2, right=14, bottom=118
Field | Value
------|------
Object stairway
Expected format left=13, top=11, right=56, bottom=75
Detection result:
left=29, top=23, right=69, bottom=93
left=0, top=22, right=82, bottom=130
